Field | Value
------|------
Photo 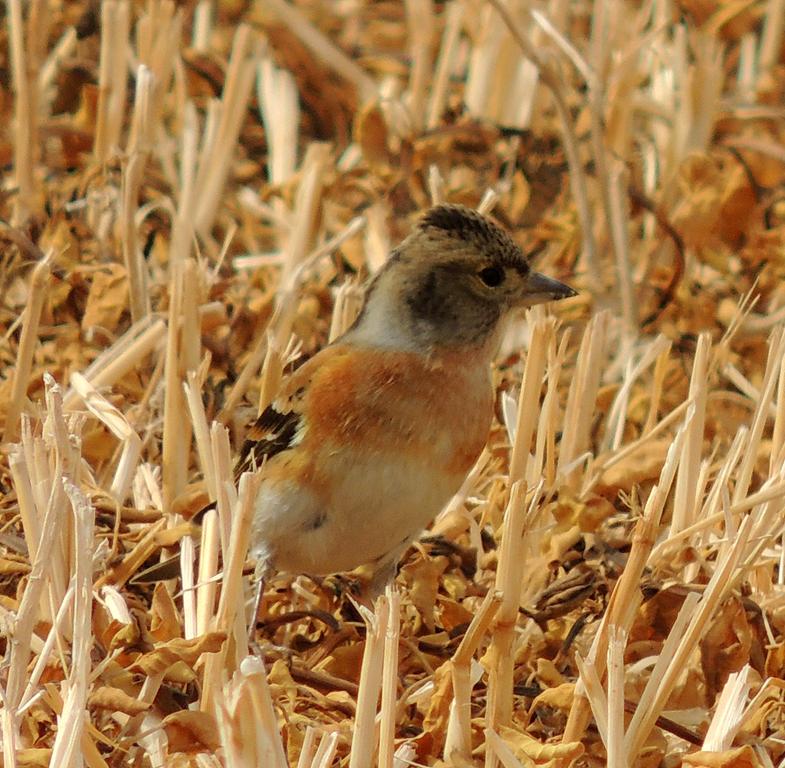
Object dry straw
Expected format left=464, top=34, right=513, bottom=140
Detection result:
left=3, top=250, right=51, bottom=443
left=3, top=1, right=785, bottom=766
left=7, top=0, right=43, bottom=224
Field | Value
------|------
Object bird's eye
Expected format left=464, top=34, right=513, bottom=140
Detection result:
left=478, top=265, right=505, bottom=287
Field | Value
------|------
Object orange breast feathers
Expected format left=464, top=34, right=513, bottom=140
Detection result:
left=281, top=344, right=493, bottom=480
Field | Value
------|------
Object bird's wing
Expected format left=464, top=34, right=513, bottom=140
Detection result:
left=130, top=402, right=304, bottom=585
left=233, top=399, right=304, bottom=480
left=232, top=352, right=323, bottom=481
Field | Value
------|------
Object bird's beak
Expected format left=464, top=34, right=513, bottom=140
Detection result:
left=520, top=271, right=577, bottom=306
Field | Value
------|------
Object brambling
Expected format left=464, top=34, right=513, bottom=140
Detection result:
left=238, top=203, right=575, bottom=592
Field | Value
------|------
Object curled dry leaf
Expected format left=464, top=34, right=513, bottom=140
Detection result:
left=150, top=582, right=183, bottom=642
left=4, top=2, right=785, bottom=766
left=528, top=566, right=597, bottom=622
left=401, top=556, right=448, bottom=633
left=672, top=153, right=756, bottom=252
left=88, top=686, right=151, bottom=715
left=322, top=641, right=366, bottom=684
left=550, top=492, right=616, bottom=534
left=9, top=749, right=52, bottom=768
left=267, top=658, right=300, bottom=708
left=497, top=724, right=584, bottom=765
left=162, top=710, right=222, bottom=754
left=103, top=614, right=142, bottom=652
left=535, top=658, right=568, bottom=688
left=700, top=597, right=761, bottom=703
left=131, top=633, right=226, bottom=677
left=634, top=585, right=695, bottom=641
left=0, top=556, right=30, bottom=576
left=597, top=439, right=671, bottom=492
left=354, top=100, right=391, bottom=170
left=682, top=745, right=765, bottom=768
left=764, top=642, right=785, bottom=678
left=529, top=682, right=575, bottom=717
left=81, top=264, right=129, bottom=334
left=437, top=596, right=474, bottom=632
left=421, top=661, right=453, bottom=745
left=171, top=484, right=211, bottom=520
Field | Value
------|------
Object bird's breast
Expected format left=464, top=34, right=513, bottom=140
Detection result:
left=252, top=345, right=494, bottom=574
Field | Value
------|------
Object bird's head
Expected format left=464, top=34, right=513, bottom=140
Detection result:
left=347, top=204, right=576, bottom=354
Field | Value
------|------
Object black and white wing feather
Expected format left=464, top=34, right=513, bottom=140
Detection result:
left=233, top=382, right=309, bottom=480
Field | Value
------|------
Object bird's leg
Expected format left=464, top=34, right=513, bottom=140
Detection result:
left=246, top=560, right=298, bottom=661
left=364, top=557, right=400, bottom=599
left=356, top=538, right=411, bottom=604
left=319, top=550, right=404, bottom=610
left=247, top=558, right=270, bottom=648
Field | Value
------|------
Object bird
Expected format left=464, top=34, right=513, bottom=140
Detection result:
left=236, top=203, right=576, bottom=597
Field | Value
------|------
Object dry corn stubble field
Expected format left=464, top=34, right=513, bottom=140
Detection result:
left=1, top=0, right=785, bottom=766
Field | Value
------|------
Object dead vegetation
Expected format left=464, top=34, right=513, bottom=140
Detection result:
left=2, top=1, right=785, bottom=766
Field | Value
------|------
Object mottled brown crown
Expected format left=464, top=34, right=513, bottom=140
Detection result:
left=418, top=204, right=530, bottom=274
left=345, top=203, right=574, bottom=354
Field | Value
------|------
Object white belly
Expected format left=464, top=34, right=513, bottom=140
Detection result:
left=250, top=452, right=463, bottom=575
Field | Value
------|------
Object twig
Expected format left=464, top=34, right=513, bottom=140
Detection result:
left=403, top=0, right=434, bottom=134
left=670, top=333, right=710, bottom=534
left=487, top=0, right=601, bottom=285
left=426, top=1, right=465, bottom=129
left=193, top=25, right=259, bottom=236
left=349, top=597, right=389, bottom=768
left=485, top=482, right=528, bottom=768
left=625, top=516, right=753, bottom=761
left=4, top=250, right=52, bottom=442
left=7, top=0, right=41, bottom=223
left=93, top=0, right=129, bottom=163
left=263, top=0, right=377, bottom=101
left=509, top=318, right=552, bottom=483
left=445, top=589, right=502, bottom=761
left=379, top=588, right=401, bottom=768
left=561, top=413, right=690, bottom=759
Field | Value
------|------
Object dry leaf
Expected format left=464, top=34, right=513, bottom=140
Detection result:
left=421, top=661, right=452, bottom=750
left=634, top=586, right=693, bottom=642
left=154, top=523, right=200, bottom=549
left=530, top=682, right=575, bottom=716
left=267, top=658, right=299, bottom=708
left=402, top=556, right=447, bottom=632
left=150, top=582, right=182, bottom=642
left=672, top=153, right=756, bottom=253
left=4, top=2, right=785, bottom=766
left=81, top=424, right=120, bottom=463
left=11, top=749, right=52, bottom=768
left=163, top=710, right=222, bottom=754
left=550, top=492, right=615, bottom=533
left=597, top=439, right=671, bottom=492
left=132, top=633, right=226, bottom=677
left=438, top=597, right=474, bottom=632
left=88, top=686, right=150, bottom=715
left=322, top=642, right=366, bottom=683
left=0, top=557, right=30, bottom=576
left=682, top=745, right=764, bottom=768
left=497, top=724, right=584, bottom=765
left=106, top=615, right=142, bottom=652
left=81, top=264, right=129, bottom=333
left=700, top=597, right=758, bottom=702
left=764, top=642, right=785, bottom=678
left=354, top=101, right=391, bottom=169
